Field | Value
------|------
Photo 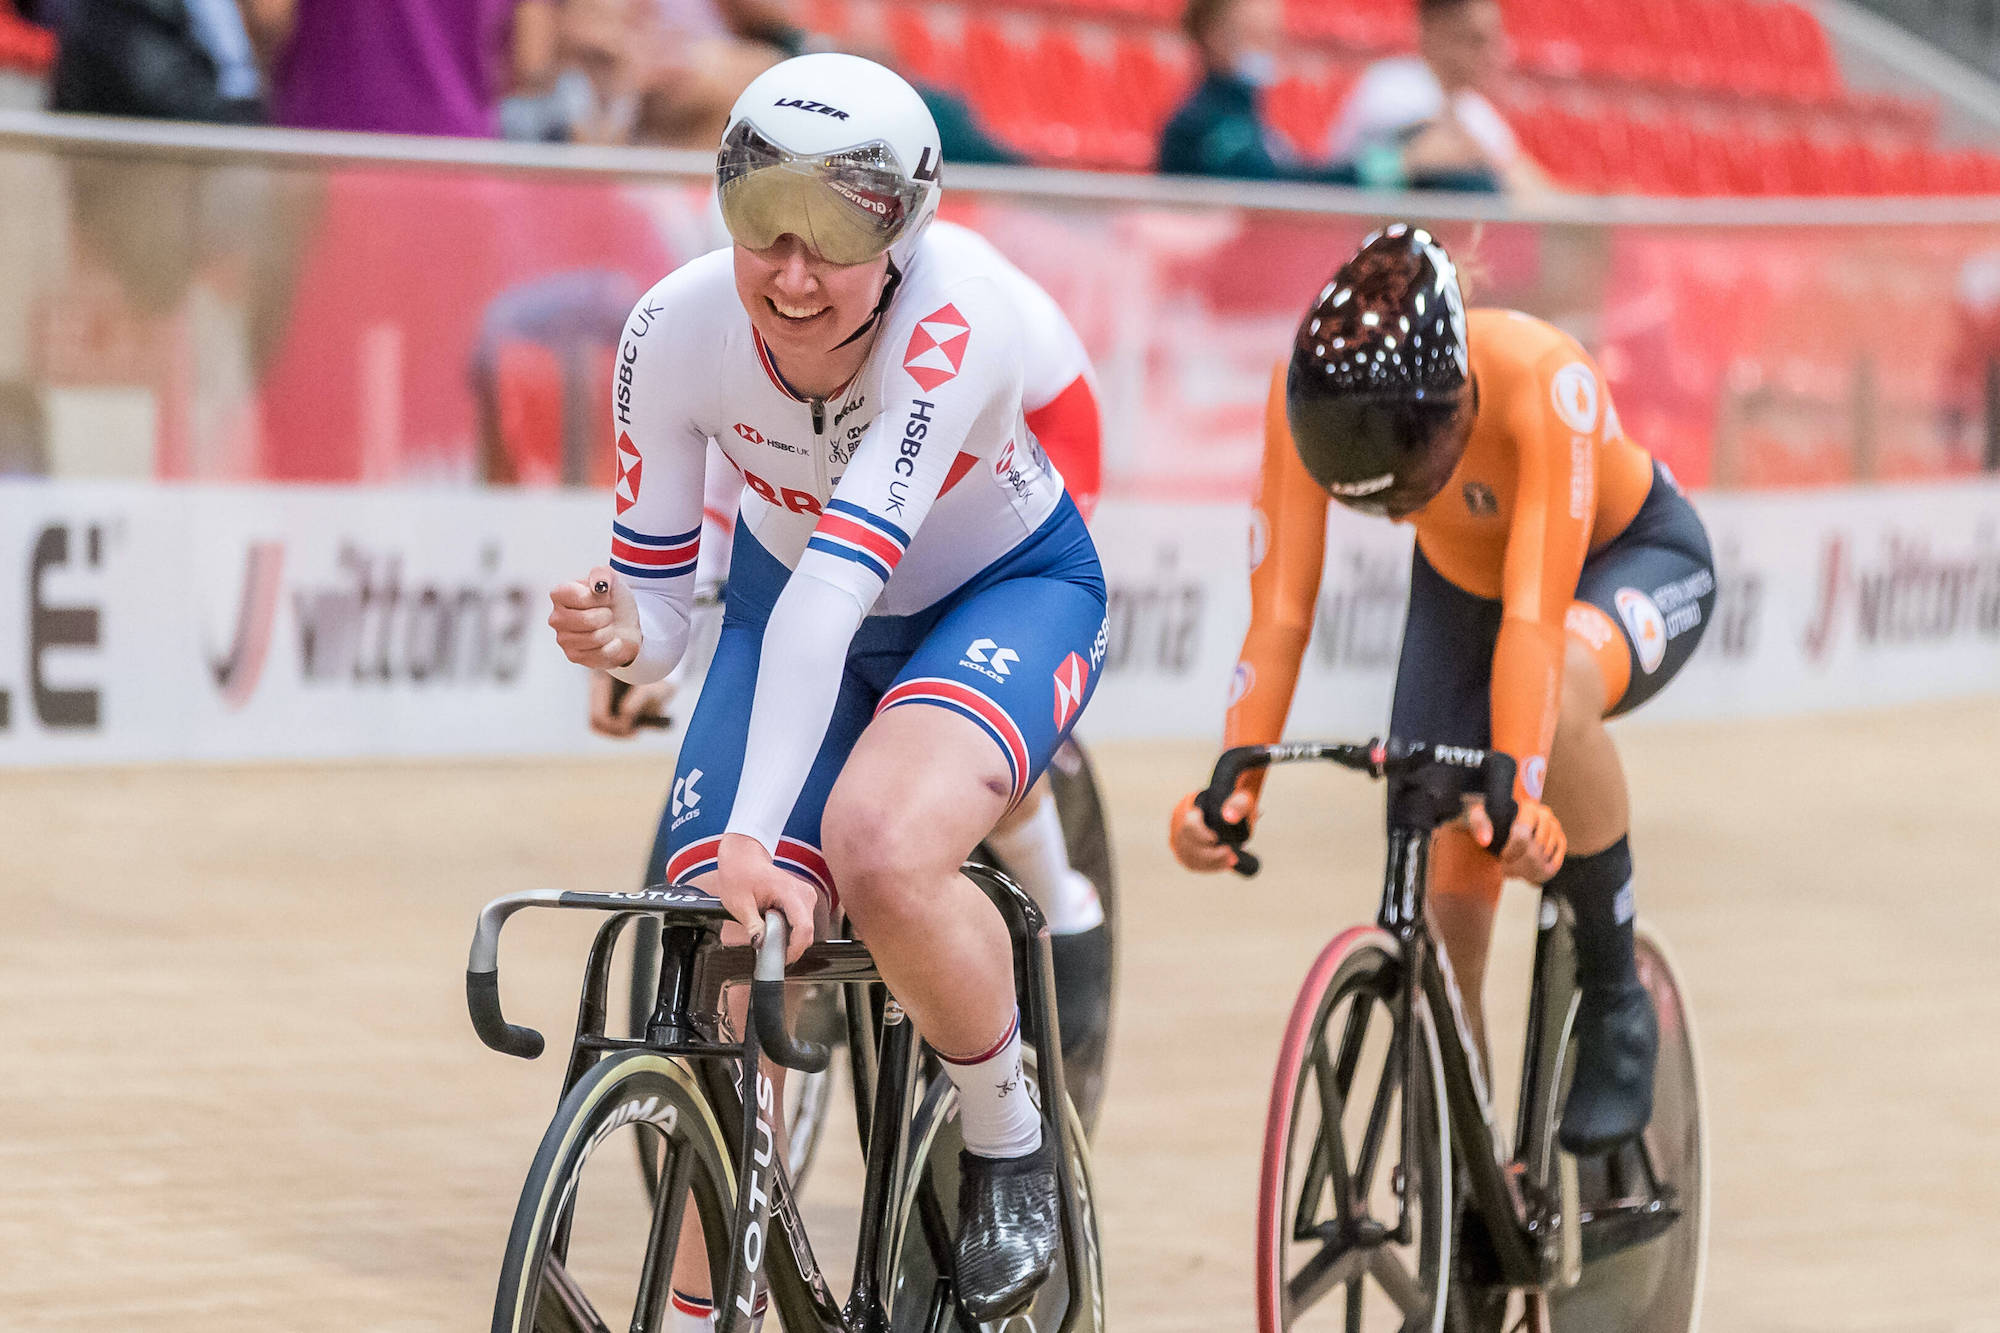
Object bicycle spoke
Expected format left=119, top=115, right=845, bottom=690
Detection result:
left=1299, top=1045, right=1356, bottom=1238
left=1367, top=1246, right=1425, bottom=1317
left=1303, top=996, right=1374, bottom=1233
left=1287, top=1236, right=1370, bottom=1313
left=1351, top=1022, right=1405, bottom=1206
left=541, top=1255, right=615, bottom=1333
left=633, top=1130, right=696, bottom=1333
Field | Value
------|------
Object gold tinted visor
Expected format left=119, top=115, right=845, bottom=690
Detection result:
left=718, top=121, right=922, bottom=266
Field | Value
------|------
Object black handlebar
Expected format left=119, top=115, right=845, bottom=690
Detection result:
left=751, top=910, right=830, bottom=1073
left=1196, top=738, right=1524, bottom=878
left=465, top=968, right=546, bottom=1060
left=606, top=677, right=673, bottom=729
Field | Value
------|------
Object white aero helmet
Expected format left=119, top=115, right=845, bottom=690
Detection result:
left=717, top=53, right=943, bottom=271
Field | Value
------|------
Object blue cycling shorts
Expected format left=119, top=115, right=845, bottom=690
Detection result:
left=649, top=495, right=1107, bottom=908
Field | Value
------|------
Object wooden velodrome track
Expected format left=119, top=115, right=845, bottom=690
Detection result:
left=5, top=700, right=1999, bottom=1331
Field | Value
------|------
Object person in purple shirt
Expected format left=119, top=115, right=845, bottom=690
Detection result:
left=245, top=0, right=552, bottom=136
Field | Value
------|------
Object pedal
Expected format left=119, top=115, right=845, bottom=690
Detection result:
left=1574, top=1141, right=1681, bottom=1262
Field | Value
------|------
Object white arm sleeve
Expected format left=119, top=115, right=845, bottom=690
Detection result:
left=606, top=282, right=711, bottom=684
left=723, top=277, right=1026, bottom=852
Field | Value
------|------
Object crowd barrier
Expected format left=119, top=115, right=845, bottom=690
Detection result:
left=4, top=478, right=1997, bottom=764
left=6, top=113, right=2000, bottom=499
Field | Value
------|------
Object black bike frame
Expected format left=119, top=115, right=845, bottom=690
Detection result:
left=1199, top=741, right=1572, bottom=1293
left=483, top=866, right=1092, bottom=1333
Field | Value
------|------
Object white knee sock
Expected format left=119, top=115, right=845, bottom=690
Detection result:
left=985, top=796, right=1103, bottom=934
left=938, top=1010, right=1043, bottom=1158
left=670, top=1288, right=763, bottom=1332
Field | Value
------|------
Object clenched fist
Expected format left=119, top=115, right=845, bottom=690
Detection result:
left=548, top=566, right=642, bottom=671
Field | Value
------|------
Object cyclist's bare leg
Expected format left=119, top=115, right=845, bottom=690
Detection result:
left=827, top=703, right=1060, bottom=1316
left=1426, top=829, right=1502, bottom=1076
left=985, top=775, right=1105, bottom=933
left=1542, top=639, right=1628, bottom=855
left=822, top=704, right=1016, bottom=1060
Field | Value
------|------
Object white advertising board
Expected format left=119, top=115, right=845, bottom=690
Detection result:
left=2, top=480, right=1996, bottom=765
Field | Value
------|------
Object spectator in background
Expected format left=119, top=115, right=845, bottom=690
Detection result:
left=243, top=0, right=553, bottom=136
left=502, top=0, right=661, bottom=142
left=1159, top=0, right=1352, bottom=183
left=48, top=0, right=264, bottom=122
left=1324, top=0, right=1549, bottom=193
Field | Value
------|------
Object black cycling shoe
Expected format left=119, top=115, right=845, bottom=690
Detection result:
left=1560, top=984, right=1658, bottom=1154
left=1050, top=923, right=1112, bottom=1129
left=955, top=1139, right=1060, bottom=1322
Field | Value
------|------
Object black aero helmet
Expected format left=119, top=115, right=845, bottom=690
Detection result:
left=1286, top=224, right=1473, bottom=517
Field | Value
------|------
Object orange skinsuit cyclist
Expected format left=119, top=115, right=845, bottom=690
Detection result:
left=1170, top=226, right=1717, bottom=1152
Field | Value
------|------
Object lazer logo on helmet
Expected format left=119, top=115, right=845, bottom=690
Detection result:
left=774, top=97, right=848, bottom=119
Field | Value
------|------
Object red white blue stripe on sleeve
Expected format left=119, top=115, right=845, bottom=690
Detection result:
left=806, top=499, right=911, bottom=583
left=610, top=521, right=700, bottom=580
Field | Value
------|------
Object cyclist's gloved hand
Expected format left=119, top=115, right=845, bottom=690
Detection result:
left=716, top=833, right=817, bottom=963
left=1466, top=796, right=1566, bottom=883
left=1170, top=788, right=1256, bottom=874
left=588, top=670, right=674, bottom=738
left=548, top=566, right=642, bottom=671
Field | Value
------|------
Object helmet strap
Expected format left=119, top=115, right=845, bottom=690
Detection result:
left=832, top=255, right=903, bottom=351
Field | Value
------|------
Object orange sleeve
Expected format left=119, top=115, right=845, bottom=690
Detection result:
left=1490, top=357, right=1597, bottom=799
left=1224, top=365, right=1331, bottom=792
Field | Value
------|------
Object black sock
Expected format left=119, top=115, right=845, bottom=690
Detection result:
left=1548, top=835, right=1637, bottom=997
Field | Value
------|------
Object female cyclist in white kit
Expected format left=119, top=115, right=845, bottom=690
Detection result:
left=548, top=53, right=1106, bottom=1324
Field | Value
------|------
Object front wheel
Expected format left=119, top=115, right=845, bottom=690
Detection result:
left=1257, top=928, right=1452, bottom=1333
left=493, top=1051, right=739, bottom=1333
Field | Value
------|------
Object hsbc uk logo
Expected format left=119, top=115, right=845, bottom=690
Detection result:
left=615, top=433, right=643, bottom=516
left=671, top=768, right=703, bottom=829
left=903, top=304, right=970, bottom=392
left=960, top=637, right=1018, bottom=684
left=733, top=422, right=764, bottom=444
left=1053, top=651, right=1089, bottom=731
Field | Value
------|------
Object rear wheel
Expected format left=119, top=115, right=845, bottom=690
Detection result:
left=1549, top=927, right=1708, bottom=1332
left=493, top=1050, right=738, bottom=1333
left=1257, top=929, right=1452, bottom=1333
left=884, top=1052, right=1106, bottom=1332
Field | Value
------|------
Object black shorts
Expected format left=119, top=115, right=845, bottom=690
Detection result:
left=1389, top=463, right=1715, bottom=753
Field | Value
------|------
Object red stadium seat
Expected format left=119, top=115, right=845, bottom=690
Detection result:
left=0, top=2, right=55, bottom=73
left=886, top=6, right=958, bottom=91
left=962, top=18, right=1030, bottom=133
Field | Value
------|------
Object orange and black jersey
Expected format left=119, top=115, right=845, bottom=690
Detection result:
left=1229, top=309, right=1658, bottom=797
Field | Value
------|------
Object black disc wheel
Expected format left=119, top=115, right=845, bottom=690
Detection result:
left=1549, top=927, right=1708, bottom=1333
left=1257, top=929, right=1451, bottom=1333
left=494, top=1051, right=739, bottom=1333
left=883, top=1053, right=1106, bottom=1332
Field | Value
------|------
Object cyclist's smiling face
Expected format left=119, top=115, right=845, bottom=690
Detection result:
left=735, top=234, right=892, bottom=365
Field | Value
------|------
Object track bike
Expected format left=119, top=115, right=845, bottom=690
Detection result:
left=1193, top=739, right=1707, bottom=1333
left=467, top=866, right=1107, bottom=1333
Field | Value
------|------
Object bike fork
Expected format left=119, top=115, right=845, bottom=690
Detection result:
left=846, top=1012, right=921, bottom=1332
